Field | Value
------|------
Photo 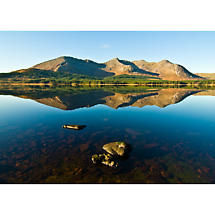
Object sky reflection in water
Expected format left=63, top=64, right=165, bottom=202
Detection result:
left=0, top=87, right=215, bottom=183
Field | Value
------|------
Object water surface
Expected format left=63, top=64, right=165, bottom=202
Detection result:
left=0, top=86, right=215, bottom=183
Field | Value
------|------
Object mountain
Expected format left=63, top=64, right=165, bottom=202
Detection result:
left=0, top=56, right=204, bottom=81
left=31, top=56, right=113, bottom=78
left=29, top=56, right=160, bottom=78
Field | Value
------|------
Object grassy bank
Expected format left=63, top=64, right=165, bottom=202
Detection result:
left=1, top=74, right=215, bottom=87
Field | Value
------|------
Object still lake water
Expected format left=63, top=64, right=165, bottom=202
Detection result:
left=1, top=86, right=215, bottom=183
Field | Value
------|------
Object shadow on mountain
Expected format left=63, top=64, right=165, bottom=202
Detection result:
left=119, top=59, right=159, bottom=76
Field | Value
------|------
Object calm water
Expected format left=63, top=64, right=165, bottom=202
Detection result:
left=0, top=86, right=215, bottom=183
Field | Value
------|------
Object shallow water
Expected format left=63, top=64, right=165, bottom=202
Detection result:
left=0, top=86, right=215, bottom=183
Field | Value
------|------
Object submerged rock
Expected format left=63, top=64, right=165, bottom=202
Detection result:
left=92, top=153, right=117, bottom=167
left=62, top=125, right=86, bottom=130
left=92, top=142, right=130, bottom=168
left=103, top=141, right=128, bottom=156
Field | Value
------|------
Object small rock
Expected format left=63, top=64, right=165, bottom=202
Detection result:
left=62, top=125, right=86, bottom=130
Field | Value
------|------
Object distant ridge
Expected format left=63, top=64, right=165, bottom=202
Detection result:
left=195, top=73, right=215, bottom=80
left=2, top=56, right=203, bottom=81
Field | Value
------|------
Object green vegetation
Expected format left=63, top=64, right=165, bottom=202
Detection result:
left=1, top=71, right=215, bottom=87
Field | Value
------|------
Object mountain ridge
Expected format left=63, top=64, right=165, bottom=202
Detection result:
left=1, top=56, right=203, bottom=81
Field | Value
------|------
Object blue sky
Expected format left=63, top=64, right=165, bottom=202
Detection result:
left=0, top=31, right=215, bottom=73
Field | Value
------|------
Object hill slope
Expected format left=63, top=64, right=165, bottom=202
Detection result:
left=133, top=60, right=202, bottom=80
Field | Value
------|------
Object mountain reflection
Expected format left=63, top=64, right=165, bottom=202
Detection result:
left=0, top=86, right=207, bottom=110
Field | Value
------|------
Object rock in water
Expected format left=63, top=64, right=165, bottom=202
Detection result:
left=62, top=125, right=86, bottom=130
left=91, top=153, right=117, bottom=167
left=103, top=141, right=128, bottom=156
left=92, top=142, right=129, bottom=167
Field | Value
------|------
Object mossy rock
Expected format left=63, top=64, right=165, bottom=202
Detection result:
left=103, top=141, right=128, bottom=156
left=92, top=153, right=117, bottom=167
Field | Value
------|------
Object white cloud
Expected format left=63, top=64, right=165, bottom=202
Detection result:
left=101, top=44, right=110, bottom=49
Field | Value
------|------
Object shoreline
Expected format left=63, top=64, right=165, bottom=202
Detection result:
left=1, top=82, right=215, bottom=87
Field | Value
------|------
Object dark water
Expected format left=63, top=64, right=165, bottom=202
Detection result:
left=1, top=86, right=215, bottom=183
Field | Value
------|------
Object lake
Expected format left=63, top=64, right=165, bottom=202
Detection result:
left=0, top=85, right=215, bottom=183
